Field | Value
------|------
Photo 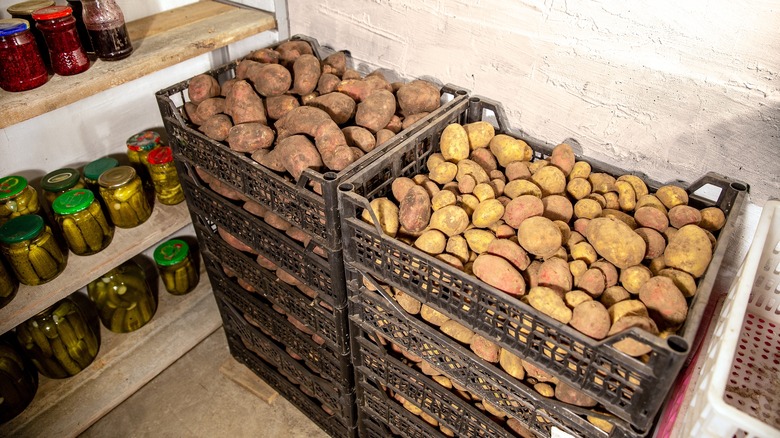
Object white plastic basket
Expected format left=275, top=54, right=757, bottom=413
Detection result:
left=683, top=200, right=780, bottom=438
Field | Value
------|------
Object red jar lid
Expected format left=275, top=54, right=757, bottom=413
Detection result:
left=31, top=5, right=72, bottom=21
left=147, top=146, right=174, bottom=165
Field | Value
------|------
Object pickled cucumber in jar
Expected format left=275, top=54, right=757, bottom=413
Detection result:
left=147, top=146, right=184, bottom=205
left=53, top=189, right=114, bottom=256
left=0, top=333, right=38, bottom=423
left=15, top=296, right=99, bottom=379
left=154, top=238, right=199, bottom=295
left=0, top=214, right=67, bottom=286
left=87, top=259, right=157, bottom=333
left=126, top=130, right=162, bottom=187
left=0, top=255, right=19, bottom=309
left=40, top=168, right=85, bottom=211
left=0, top=176, right=40, bottom=225
left=98, top=166, right=152, bottom=228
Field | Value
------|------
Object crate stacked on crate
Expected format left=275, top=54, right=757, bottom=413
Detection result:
left=155, top=34, right=469, bottom=437
left=338, top=96, right=748, bottom=437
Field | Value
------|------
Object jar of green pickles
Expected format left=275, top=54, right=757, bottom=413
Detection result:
left=126, top=130, right=162, bottom=186
left=154, top=239, right=199, bottom=295
left=0, top=255, right=19, bottom=309
left=87, top=259, right=157, bottom=333
left=15, top=296, right=99, bottom=378
left=40, top=168, right=85, bottom=211
left=147, top=146, right=184, bottom=205
left=0, top=215, right=67, bottom=286
left=52, top=189, right=113, bottom=256
left=0, top=334, right=38, bottom=424
left=98, top=166, right=152, bottom=228
left=0, top=176, right=40, bottom=226
left=83, top=156, right=118, bottom=193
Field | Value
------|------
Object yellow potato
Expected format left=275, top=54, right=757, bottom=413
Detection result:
left=615, top=180, right=637, bottom=211
left=472, top=198, right=505, bottom=228
left=565, top=289, right=592, bottom=308
left=589, top=172, right=617, bottom=194
left=619, top=264, right=653, bottom=294
left=699, top=207, right=726, bottom=232
left=517, top=216, right=563, bottom=257
left=574, top=198, right=603, bottom=219
left=569, top=161, right=591, bottom=180
left=527, top=286, right=572, bottom=324
left=658, top=268, right=698, bottom=298
left=458, top=193, right=480, bottom=216
left=464, top=228, right=496, bottom=254
left=585, top=217, right=646, bottom=268
left=489, top=134, right=532, bottom=166
left=664, top=224, right=713, bottom=277
left=456, top=159, right=490, bottom=185
left=530, top=165, right=567, bottom=196
left=472, top=183, right=497, bottom=202
left=361, top=197, right=399, bottom=237
left=617, top=174, right=649, bottom=199
left=499, top=348, right=526, bottom=379
left=429, top=205, right=470, bottom=237
left=446, top=235, right=470, bottom=264
left=414, top=229, right=447, bottom=254
left=428, top=161, right=458, bottom=185
left=440, top=123, right=470, bottom=162
left=464, top=121, right=495, bottom=149
left=567, top=177, right=592, bottom=200
left=431, top=190, right=457, bottom=211
left=656, top=185, right=689, bottom=209
left=504, top=179, right=543, bottom=199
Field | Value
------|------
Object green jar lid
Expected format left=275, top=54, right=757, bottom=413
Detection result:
left=127, top=130, right=162, bottom=152
left=7, top=0, right=55, bottom=16
left=98, top=166, right=135, bottom=189
left=41, top=168, right=81, bottom=193
left=52, top=189, right=93, bottom=215
left=154, top=239, right=190, bottom=266
left=0, top=214, right=43, bottom=244
left=83, top=157, right=119, bottom=181
left=0, top=176, right=29, bottom=200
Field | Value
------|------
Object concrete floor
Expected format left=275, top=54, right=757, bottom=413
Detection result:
left=81, top=327, right=330, bottom=438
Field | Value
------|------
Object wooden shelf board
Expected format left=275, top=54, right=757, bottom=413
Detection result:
left=0, top=201, right=192, bottom=335
left=0, top=264, right=221, bottom=437
left=0, top=1, right=276, bottom=129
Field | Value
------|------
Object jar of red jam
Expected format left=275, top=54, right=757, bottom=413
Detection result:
left=7, top=0, right=55, bottom=68
left=31, top=5, right=89, bottom=76
left=0, top=19, right=48, bottom=92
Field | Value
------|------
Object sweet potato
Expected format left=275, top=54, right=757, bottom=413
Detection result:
left=399, top=185, right=432, bottom=233
left=290, top=54, right=320, bottom=95
left=275, top=134, right=323, bottom=180
left=355, top=89, right=396, bottom=133
left=224, top=80, right=266, bottom=125
left=227, top=123, right=274, bottom=153
left=195, top=97, right=225, bottom=120
left=638, top=276, right=688, bottom=327
left=254, top=148, right=284, bottom=172
left=275, top=106, right=355, bottom=171
left=183, top=102, right=204, bottom=125
left=275, top=40, right=314, bottom=66
left=264, top=95, right=299, bottom=121
left=473, top=253, right=526, bottom=296
left=243, top=199, right=267, bottom=218
left=664, top=224, right=713, bottom=277
left=188, top=74, right=220, bottom=104
left=246, top=63, right=292, bottom=97
left=342, top=126, right=375, bottom=153
left=217, top=227, right=253, bottom=253
left=247, top=47, right=280, bottom=64
left=585, top=217, right=646, bottom=269
left=198, top=114, right=232, bottom=141
left=396, top=79, right=440, bottom=116
left=321, top=51, right=346, bottom=76
left=264, top=210, right=292, bottom=231
left=336, top=75, right=392, bottom=101
left=307, top=92, right=356, bottom=124
left=570, top=300, right=610, bottom=339
left=517, top=216, right=562, bottom=258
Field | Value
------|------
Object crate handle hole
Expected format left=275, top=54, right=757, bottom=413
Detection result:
left=339, top=183, right=354, bottom=192
left=667, top=335, right=689, bottom=353
left=324, top=172, right=338, bottom=181
left=731, top=182, right=748, bottom=192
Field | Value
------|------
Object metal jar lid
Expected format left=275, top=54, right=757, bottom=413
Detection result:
left=98, top=166, right=136, bottom=189
left=7, top=0, right=55, bottom=17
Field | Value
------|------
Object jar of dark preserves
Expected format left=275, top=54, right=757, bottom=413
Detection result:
left=65, top=0, right=93, bottom=53
left=31, top=5, right=89, bottom=76
left=80, top=0, right=132, bottom=61
left=0, top=19, right=48, bottom=92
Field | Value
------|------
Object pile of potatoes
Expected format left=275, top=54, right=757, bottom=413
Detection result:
left=181, top=39, right=443, bottom=185
left=360, top=121, right=727, bottom=360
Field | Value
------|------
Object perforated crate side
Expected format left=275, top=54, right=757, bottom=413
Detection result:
left=195, top=223, right=348, bottom=353
left=206, top=260, right=351, bottom=387
left=156, top=34, right=469, bottom=250
left=358, top=379, right=447, bottom=438
left=348, top=268, right=644, bottom=438
left=338, top=96, right=749, bottom=431
left=180, top=171, right=347, bottom=308
left=225, top=335, right=356, bottom=438
left=218, top=298, right=353, bottom=422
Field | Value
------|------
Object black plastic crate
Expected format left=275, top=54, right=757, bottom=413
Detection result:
left=205, top=260, right=351, bottom=387
left=225, top=334, right=356, bottom=438
left=338, top=96, right=749, bottom=431
left=180, top=171, right=348, bottom=308
left=218, top=296, right=354, bottom=424
left=155, top=34, right=469, bottom=251
left=196, top=221, right=348, bottom=354
left=349, top=270, right=626, bottom=438
left=358, top=379, right=446, bottom=438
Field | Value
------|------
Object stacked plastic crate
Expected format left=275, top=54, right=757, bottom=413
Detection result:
left=155, top=36, right=469, bottom=438
left=339, top=96, right=748, bottom=437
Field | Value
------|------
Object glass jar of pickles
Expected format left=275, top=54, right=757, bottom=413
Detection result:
left=15, top=296, right=99, bottom=378
left=147, top=146, right=184, bottom=205
left=0, top=334, right=38, bottom=424
left=40, top=168, right=85, bottom=211
left=87, top=259, right=157, bottom=333
left=0, top=215, right=67, bottom=286
left=83, top=156, right=118, bottom=193
left=0, top=255, right=19, bottom=309
left=154, top=239, right=199, bottom=295
left=126, top=130, right=162, bottom=187
left=0, top=176, right=40, bottom=226
left=52, top=189, right=113, bottom=256
left=98, top=166, right=152, bottom=228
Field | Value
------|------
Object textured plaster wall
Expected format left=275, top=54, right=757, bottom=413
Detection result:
left=288, top=0, right=779, bottom=206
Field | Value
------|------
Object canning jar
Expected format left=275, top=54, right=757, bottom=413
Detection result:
left=0, top=214, right=67, bottom=286
left=65, top=0, right=92, bottom=53
left=87, top=259, right=157, bottom=333
left=83, top=156, right=118, bottom=193
left=0, top=334, right=38, bottom=424
left=80, top=0, right=131, bottom=61
left=31, top=5, right=89, bottom=76
left=0, top=255, right=19, bottom=309
left=6, top=0, right=55, bottom=68
left=15, top=296, right=99, bottom=378
left=40, top=167, right=85, bottom=211
left=147, top=146, right=184, bottom=205
left=154, top=239, right=199, bottom=295
left=98, top=166, right=152, bottom=228
left=126, top=130, right=162, bottom=186
left=52, top=189, right=113, bottom=256
left=0, top=176, right=40, bottom=226
left=0, top=19, right=48, bottom=92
